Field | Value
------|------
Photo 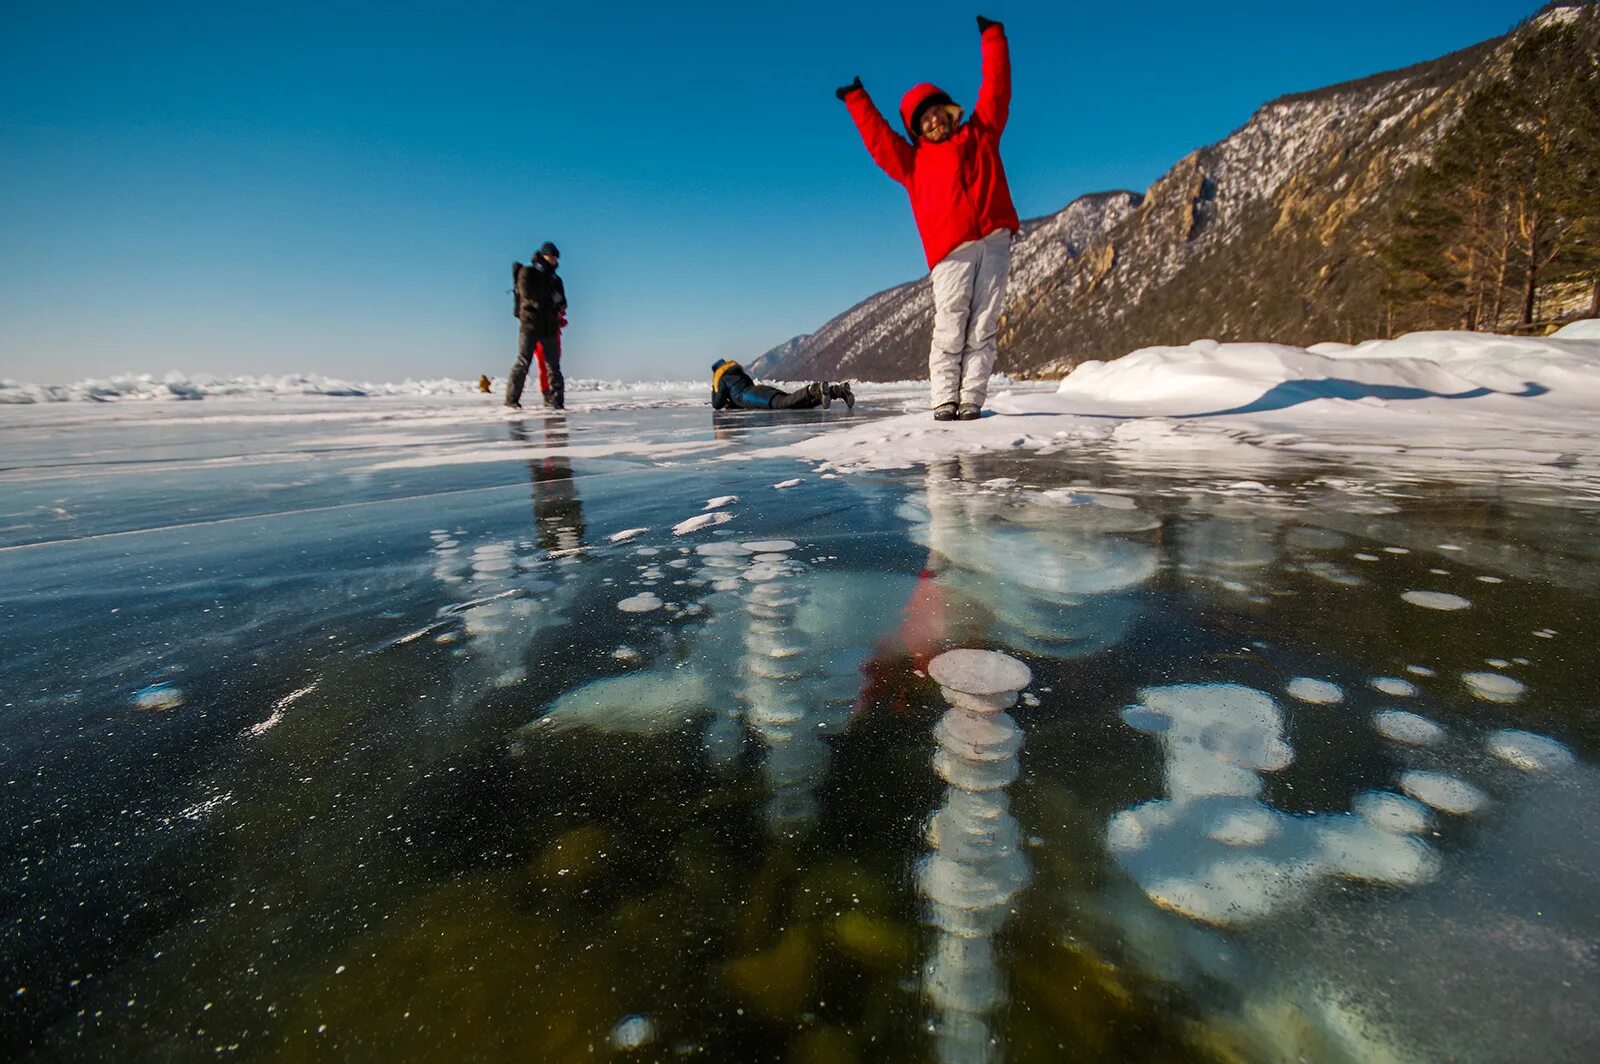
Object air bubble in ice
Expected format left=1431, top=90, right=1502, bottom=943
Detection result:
left=617, top=593, right=663, bottom=613
left=1286, top=677, right=1343, bottom=705
left=1353, top=790, right=1431, bottom=835
left=927, top=650, right=1032, bottom=696
left=1400, top=591, right=1470, bottom=611
left=1371, top=677, right=1417, bottom=697
left=1399, top=770, right=1488, bottom=815
left=1462, top=671, right=1525, bottom=704
left=742, top=540, right=797, bottom=552
left=610, top=1014, right=656, bottom=1051
left=1485, top=729, right=1574, bottom=772
left=1372, top=709, right=1444, bottom=746
left=695, top=542, right=751, bottom=557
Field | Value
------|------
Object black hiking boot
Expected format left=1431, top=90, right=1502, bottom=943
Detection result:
left=811, top=381, right=831, bottom=408
left=933, top=403, right=957, bottom=421
left=956, top=403, right=982, bottom=421
left=829, top=382, right=855, bottom=411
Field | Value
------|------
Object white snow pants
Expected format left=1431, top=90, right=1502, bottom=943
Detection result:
left=928, top=229, right=1012, bottom=410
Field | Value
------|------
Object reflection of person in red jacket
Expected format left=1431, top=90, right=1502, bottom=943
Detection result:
left=838, top=16, right=1020, bottom=422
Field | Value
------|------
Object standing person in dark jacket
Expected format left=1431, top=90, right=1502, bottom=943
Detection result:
left=711, top=360, right=854, bottom=412
left=837, top=17, right=1018, bottom=422
left=508, top=242, right=568, bottom=410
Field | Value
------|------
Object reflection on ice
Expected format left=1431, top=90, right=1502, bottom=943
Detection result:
left=903, top=459, right=1157, bottom=658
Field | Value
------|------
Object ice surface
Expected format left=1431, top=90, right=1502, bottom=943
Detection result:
left=6, top=366, right=1598, bottom=1060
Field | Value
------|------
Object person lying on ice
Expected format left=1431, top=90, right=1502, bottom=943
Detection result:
left=837, top=15, right=1018, bottom=422
left=710, top=359, right=854, bottom=412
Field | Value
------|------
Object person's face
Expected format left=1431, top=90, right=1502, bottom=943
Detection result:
left=920, top=106, right=955, bottom=142
left=541, top=252, right=559, bottom=268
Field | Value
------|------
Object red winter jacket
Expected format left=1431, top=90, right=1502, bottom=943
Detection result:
left=843, top=23, right=1020, bottom=270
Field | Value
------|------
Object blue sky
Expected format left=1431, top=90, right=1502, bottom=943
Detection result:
left=0, top=0, right=1537, bottom=385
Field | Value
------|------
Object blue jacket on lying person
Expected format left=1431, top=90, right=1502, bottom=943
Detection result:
left=711, top=360, right=854, bottom=412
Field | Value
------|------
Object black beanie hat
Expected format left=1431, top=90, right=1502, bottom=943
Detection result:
left=537, top=241, right=560, bottom=259
left=908, top=91, right=956, bottom=140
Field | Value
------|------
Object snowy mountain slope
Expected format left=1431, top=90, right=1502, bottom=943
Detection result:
left=760, top=4, right=1596, bottom=382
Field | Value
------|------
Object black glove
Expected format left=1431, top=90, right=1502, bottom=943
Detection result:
left=977, top=15, right=1001, bottom=32
left=835, top=75, right=863, bottom=101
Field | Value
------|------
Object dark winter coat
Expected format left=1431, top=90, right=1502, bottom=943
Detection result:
left=711, top=359, right=754, bottom=410
left=514, top=259, right=567, bottom=336
left=841, top=22, right=1019, bottom=270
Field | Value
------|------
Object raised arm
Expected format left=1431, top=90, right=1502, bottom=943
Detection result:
left=973, top=16, right=1010, bottom=135
left=838, top=78, right=915, bottom=187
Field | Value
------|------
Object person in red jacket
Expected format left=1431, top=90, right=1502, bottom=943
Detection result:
left=838, top=16, right=1019, bottom=421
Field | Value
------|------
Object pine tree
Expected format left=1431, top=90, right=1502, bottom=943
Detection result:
left=1380, top=7, right=1600, bottom=330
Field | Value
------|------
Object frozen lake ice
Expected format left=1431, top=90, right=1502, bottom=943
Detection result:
left=2, top=391, right=1598, bottom=1061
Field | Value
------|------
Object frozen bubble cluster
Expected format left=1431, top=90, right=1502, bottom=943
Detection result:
left=1485, top=729, right=1574, bottom=772
left=919, top=649, right=1032, bottom=1064
left=1286, top=677, right=1343, bottom=705
left=1400, top=590, right=1470, bottom=611
left=1371, top=709, right=1444, bottom=746
left=1399, top=770, right=1489, bottom=815
left=1108, top=683, right=1443, bottom=929
left=1462, top=670, right=1525, bottom=704
left=617, top=592, right=663, bottom=613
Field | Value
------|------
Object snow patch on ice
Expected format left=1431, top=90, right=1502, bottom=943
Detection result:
left=672, top=511, right=734, bottom=536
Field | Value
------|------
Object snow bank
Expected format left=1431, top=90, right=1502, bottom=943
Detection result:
left=1552, top=318, right=1600, bottom=339
left=750, top=329, right=1600, bottom=476
left=1057, top=331, right=1600, bottom=411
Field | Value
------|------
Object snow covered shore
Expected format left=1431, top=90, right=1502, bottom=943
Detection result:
left=753, top=325, right=1600, bottom=483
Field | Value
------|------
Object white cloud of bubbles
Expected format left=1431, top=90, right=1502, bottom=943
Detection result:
left=1109, top=683, right=1445, bottom=928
